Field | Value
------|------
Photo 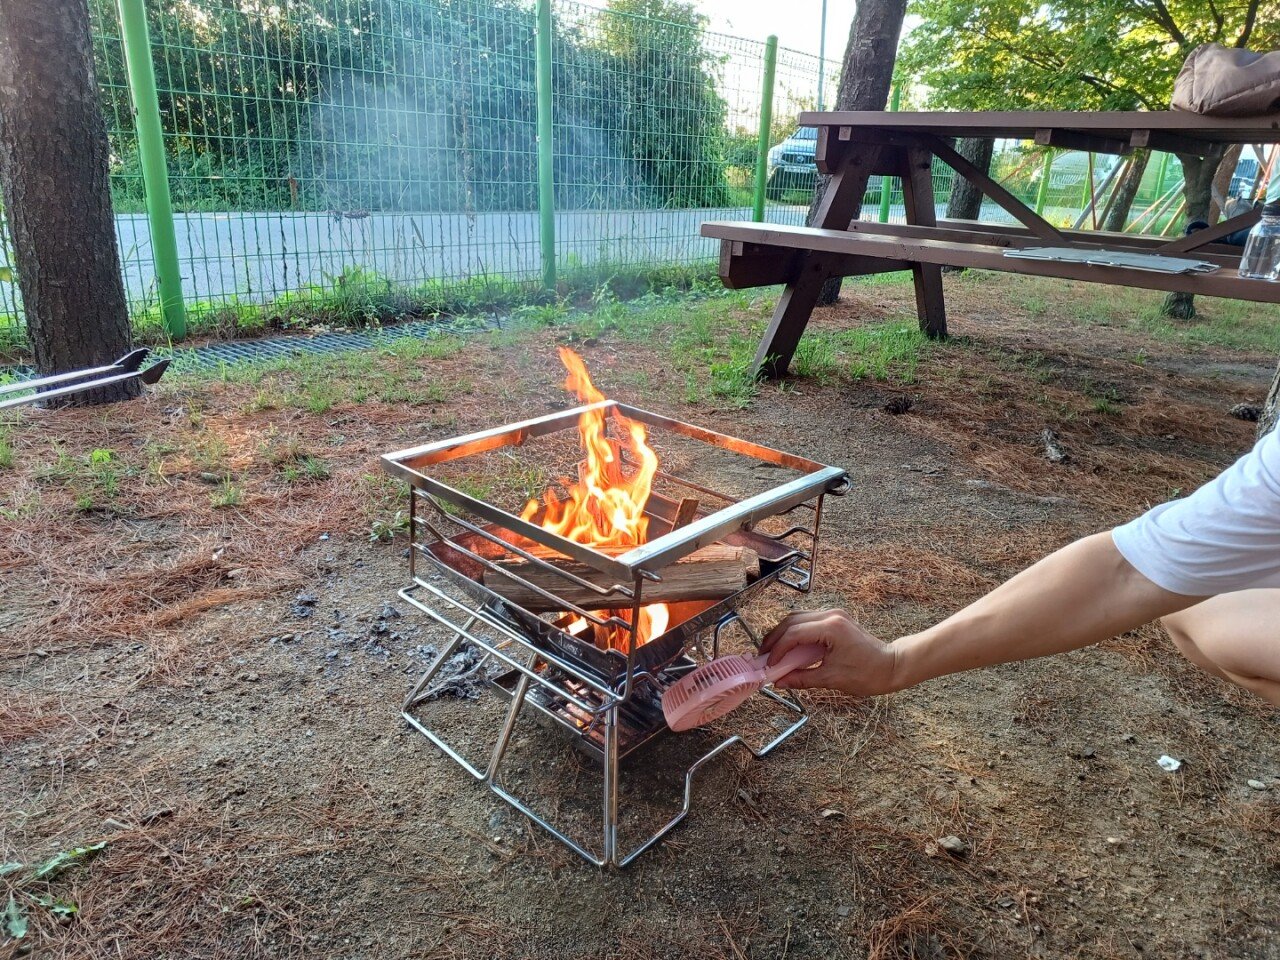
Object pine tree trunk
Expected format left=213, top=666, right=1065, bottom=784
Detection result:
left=0, top=0, right=137, bottom=404
left=940, top=138, right=993, bottom=275
left=1100, top=149, right=1150, bottom=232
left=1209, top=145, right=1244, bottom=222
left=1260, top=362, right=1280, bottom=439
left=944, top=138, right=993, bottom=221
left=1161, top=146, right=1228, bottom=322
left=807, top=0, right=908, bottom=306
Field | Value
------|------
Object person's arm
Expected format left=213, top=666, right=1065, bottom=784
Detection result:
left=760, top=532, right=1205, bottom=696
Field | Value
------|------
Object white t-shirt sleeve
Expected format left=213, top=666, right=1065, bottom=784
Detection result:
left=1112, top=427, right=1280, bottom=596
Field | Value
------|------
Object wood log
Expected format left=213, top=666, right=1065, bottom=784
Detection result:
left=484, top=544, right=760, bottom=613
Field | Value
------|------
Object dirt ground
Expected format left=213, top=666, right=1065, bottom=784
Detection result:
left=2, top=273, right=1279, bottom=959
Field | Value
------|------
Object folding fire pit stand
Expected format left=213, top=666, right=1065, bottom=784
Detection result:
left=381, top=401, right=848, bottom=867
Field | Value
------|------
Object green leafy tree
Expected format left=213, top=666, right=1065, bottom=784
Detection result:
left=901, top=0, right=1275, bottom=113
left=594, top=0, right=730, bottom=207
left=90, top=0, right=731, bottom=213
left=901, top=0, right=1278, bottom=315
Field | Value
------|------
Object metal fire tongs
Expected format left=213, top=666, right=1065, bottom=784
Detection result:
left=0, top=348, right=170, bottom=411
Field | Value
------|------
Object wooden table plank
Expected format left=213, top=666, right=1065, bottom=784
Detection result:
left=841, top=220, right=1243, bottom=269
left=797, top=110, right=1280, bottom=144
left=716, top=109, right=1280, bottom=377
left=701, top=221, right=1280, bottom=304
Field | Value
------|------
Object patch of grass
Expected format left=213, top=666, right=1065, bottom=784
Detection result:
left=195, top=436, right=231, bottom=474
left=1020, top=294, right=1049, bottom=318
left=247, top=387, right=285, bottom=412
left=791, top=334, right=840, bottom=383
left=381, top=333, right=465, bottom=361
left=1136, top=298, right=1280, bottom=353
left=489, top=455, right=549, bottom=503
left=294, top=381, right=343, bottom=415
left=369, top=510, right=409, bottom=543
left=35, top=447, right=126, bottom=513
left=1083, top=380, right=1124, bottom=416
left=361, top=472, right=403, bottom=515
left=282, top=456, right=330, bottom=484
left=210, top=479, right=243, bottom=508
left=842, top=323, right=930, bottom=383
left=0, top=426, right=13, bottom=469
left=846, top=269, right=914, bottom=288
left=706, top=333, right=760, bottom=408
left=96, top=260, right=713, bottom=354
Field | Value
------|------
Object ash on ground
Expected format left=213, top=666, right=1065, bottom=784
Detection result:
left=411, top=641, right=498, bottom=700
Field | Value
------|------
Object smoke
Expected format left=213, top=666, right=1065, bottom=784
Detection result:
left=298, top=46, right=647, bottom=214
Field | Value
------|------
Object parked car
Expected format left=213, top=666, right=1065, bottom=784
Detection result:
left=766, top=127, right=884, bottom=202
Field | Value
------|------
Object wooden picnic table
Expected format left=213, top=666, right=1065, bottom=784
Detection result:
left=701, top=110, right=1280, bottom=378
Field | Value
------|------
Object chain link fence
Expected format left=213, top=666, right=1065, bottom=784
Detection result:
left=0, top=0, right=1176, bottom=347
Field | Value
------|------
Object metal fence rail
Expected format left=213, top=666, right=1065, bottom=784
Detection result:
left=0, top=0, right=1184, bottom=346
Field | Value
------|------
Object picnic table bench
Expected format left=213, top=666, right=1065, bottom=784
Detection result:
left=701, top=111, right=1280, bottom=378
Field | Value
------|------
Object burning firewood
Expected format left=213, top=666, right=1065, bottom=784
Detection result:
left=484, top=543, right=760, bottom=613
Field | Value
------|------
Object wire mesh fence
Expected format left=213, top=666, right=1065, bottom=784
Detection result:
left=0, top=0, right=1180, bottom=347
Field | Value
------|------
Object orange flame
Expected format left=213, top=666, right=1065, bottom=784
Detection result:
left=521, top=348, right=658, bottom=548
left=523, top=348, right=668, bottom=651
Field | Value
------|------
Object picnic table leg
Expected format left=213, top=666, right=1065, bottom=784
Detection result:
left=899, top=146, right=948, bottom=339
left=753, top=142, right=884, bottom=379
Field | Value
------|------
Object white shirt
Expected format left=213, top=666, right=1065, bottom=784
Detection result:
left=1112, top=427, right=1280, bottom=596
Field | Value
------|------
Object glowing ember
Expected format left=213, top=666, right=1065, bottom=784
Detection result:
left=523, top=348, right=669, bottom=651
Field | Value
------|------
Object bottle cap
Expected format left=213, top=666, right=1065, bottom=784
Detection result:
left=1264, top=199, right=1280, bottom=217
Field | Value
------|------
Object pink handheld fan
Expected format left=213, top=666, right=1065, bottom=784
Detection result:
left=662, top=644, right=825, bottom=732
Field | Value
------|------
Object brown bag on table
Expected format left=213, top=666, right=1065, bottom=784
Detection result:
left=1171, top=43, right=1280, bottom=117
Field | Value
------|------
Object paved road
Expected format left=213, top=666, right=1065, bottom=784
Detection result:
left=0, top=199, right=1054, bottom=314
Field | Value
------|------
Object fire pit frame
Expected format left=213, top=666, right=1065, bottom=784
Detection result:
left=381, top=401, right=849, bottom=866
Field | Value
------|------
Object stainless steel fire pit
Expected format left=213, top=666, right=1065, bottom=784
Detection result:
left=381, top=400, right=848, bottom=867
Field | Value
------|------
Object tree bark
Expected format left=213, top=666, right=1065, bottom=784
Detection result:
left=807, top=0, right=908, bottom=305
left=1161, top=145, right=1229, bottom=321
left=1100, top=149, right=1150, bottom=232
left=0, top=0, right=137, bottom=404
left=1260, top=362, right=1280, bottom=439
left=944, top=138, right=993, bottom=222
left=1209, top=144, right=1244, bottom=222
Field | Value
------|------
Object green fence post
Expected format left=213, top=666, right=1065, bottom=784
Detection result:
left=751, top=35, right=778, bottom=223
left=535, top=0, right=556, bottom=291
left=878, top=83, right=901, bottom=223
left=1155, top=151, right=1171, bottom=195
left=116, top=0, right=185, bottom=340
left=1034, top=149, right=1055, bottom=217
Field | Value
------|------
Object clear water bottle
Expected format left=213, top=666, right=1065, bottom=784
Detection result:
left=1239, top=200, right=1280, bottom=281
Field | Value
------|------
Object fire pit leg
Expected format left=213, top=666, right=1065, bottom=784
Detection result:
left=485, top=665, right=532, bottom=782
left=602, top=705, right=620, bottom=866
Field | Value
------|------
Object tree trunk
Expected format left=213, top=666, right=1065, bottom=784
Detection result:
left=1100, top=149, right=1150, bottom=232
left=944, top=138, right=993, bottom=221
left=807, top=0, right=908, bottom=306
left=1161, top=145, right=1228, bottom=321
left=1260, top=361, right=1280, bottom=439
left=0, top=0, right=137, bottom=404
left=939, top=138, right=994, bottom=274
left=1209, top=144, right=1244, bottom=222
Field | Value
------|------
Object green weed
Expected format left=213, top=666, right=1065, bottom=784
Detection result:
left=706, top=334, right=760, bottom=408
left=791, top=335, right=840, bottom=383
left=36, top=447, right=126, bottom=512
left=369, top=510, right=409, bottom=543
left=210, top=479, right=243, bottom=508
left=843, top=323, right=930, bottom=383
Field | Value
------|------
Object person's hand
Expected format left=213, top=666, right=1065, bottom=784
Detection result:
left=759, top=609, right=899, bottom=697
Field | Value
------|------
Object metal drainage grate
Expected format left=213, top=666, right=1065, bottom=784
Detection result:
left=1, top=317, right=488, bottom=383
left=166, top=318, right=474, bottom=371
